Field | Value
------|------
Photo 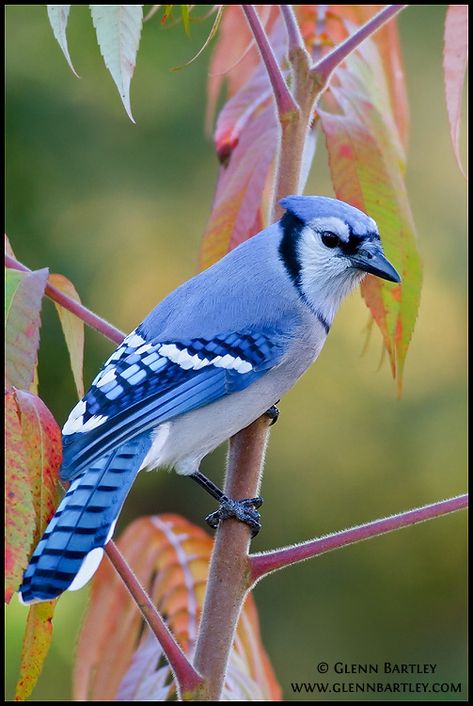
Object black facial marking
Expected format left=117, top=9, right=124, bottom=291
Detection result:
left=340, top=230, right=379, bottom=256
left=279, top=212, right=331, bottom=334
left=278, top=211, right=304, bottom=286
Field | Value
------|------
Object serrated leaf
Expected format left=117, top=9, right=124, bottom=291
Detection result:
left=47, top=5, right=79, bottom=77
left=74, top=514, right=281, bottom=700
left=319, top=35, right=422, bottom=394
left=5, top=267, right=49, bottom=392
left=171, top=5, right=223, bottom=72
left=48, top=273, right=85, bottom=399
left=5, top=390, right=35, bottom=603
left=90, top=5, right=144, bottom=123
left=443, top=4, right=468, bottom=177
left=14, top=601, right=57, bottom=702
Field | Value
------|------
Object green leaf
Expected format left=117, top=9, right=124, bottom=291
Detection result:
left=5, top=390, right=35, bottom=604
left=47, top=5, right=79, bottom=77
left=48, top=273, right=85, bottom=399
left=5, top=267, right=49, bottom=392
left=15, top=601, right=57, bottom=702
left=90, top=4, right=144, bottom=123
left=180, top=4, right=190, bottom=36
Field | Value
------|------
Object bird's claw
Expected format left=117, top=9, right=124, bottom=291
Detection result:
left=264, top=404, right=280, bottom=426
left=205, top=496, right=263, bottom=538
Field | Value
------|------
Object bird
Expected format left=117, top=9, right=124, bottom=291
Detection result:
left=19, top=195, right=400, bottom=604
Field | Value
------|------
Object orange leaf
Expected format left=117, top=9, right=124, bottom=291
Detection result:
left=5, top=389, right=35, bottom=603
left=14, top=601, right=56, bottom=702
left=74, top=514, right=281, bottom=700
left=48, top=273, right=85, bottom=398
left=443, top=4, right=468, bottom=177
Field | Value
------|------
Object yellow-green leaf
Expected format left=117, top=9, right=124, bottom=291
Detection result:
left=14, top=601, right=56, bottom=702
left=48, top=273, right=85, bottom=398
left=5, top=267, right=49, bottom=392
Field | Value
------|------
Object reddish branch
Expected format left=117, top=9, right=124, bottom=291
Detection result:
left=250, top=494, right=468, bottom=583
left=5, top=253, right=125, bottom=344
left=241, top=5, right=298, bottom=116
left=105, top=541, right=203, bottom=695
left=312, top=4, right=407, bottom=82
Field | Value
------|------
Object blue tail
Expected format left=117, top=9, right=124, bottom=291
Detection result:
left=19, top=433, right=151, bottom=604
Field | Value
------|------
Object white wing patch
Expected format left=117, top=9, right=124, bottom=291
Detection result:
left=68, top=547, right=104, bottom=592
left=63, top=329, right=256, bottom=436
left=158, top=344, right=253, bottom=373
left=63, top=399, right=108, bottom=436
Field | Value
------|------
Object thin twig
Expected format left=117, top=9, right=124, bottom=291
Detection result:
left=249, top=494, right=468, bottom=583
left=5, top=253, right=125, bottom=344
left=280, top=5, right=306, bottom=52
left=311, top=4, right=407, bottom=82
left=241, top=4, right=298, bottom=116
left=105, top=541, right=203, bottom=695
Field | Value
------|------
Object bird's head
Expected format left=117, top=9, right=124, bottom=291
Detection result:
left=278, top=195, right=401, bottom=323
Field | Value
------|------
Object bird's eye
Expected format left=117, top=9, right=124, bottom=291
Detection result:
left=321, top=231, right=340, bottom=249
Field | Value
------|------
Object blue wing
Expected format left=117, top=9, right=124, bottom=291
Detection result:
left=61, top=327, right=285, bottom=481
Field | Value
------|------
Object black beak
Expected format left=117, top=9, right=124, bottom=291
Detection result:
left=350, top=246, right=401, bottom=283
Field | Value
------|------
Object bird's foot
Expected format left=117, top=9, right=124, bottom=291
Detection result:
left=264, top=404, right=280, bottom=426
left=205, top=496, right=263, bottom=538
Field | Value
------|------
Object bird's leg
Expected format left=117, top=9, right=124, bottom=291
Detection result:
left=189, top=470, right=263, bottom=538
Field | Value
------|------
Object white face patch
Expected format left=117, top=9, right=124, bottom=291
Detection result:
left=296, top=225, right=364, bottom=326
left=309, top=216, right=350, bottom=242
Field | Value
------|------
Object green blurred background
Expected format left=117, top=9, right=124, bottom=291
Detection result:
left=5, top=5, right=467, bottom=701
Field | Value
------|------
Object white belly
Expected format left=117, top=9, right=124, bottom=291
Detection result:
left=140, top=325, right=326, bottom=475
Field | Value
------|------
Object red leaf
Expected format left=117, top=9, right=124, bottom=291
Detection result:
left=14, top=389, right=62, bottom=542
left=443, top=4, right=468, bottom=177
left=74, top=514, right=281, bottom=701
left=200, top=104, right=278, bottom=270
left=5, top=389, right=35, bottom=603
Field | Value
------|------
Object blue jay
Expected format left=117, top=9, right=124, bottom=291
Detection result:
left=19, top=195, right=400, bottom=604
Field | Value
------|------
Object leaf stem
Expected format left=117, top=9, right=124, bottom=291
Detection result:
left=249, top=494, right=468, bottom=584
left=311, top=4, right=408, bottom=83
left=241, top=5, right=298, bottom=116
left=105, top=541, right=203, bottom=695
left=5, top=253, right=125, bottom=345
